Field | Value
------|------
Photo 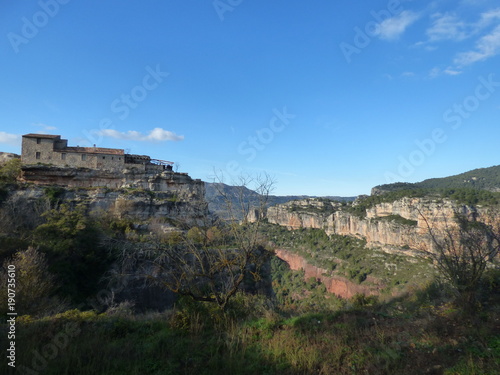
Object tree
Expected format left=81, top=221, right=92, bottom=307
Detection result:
left=419, top=209, right=500, bottom=311
left=0, top=247, right=66, bottom=317
left=33, top=204, right=112, bottom=303
left=0, top=158, right=21, bottom=184
left=120, top=173, right=276, bottom=311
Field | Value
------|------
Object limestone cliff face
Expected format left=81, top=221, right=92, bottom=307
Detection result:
left=262, top=197, right=500, bottom=255
left=275, top=249, right=384, bottom=299
left=266, top=199, right=340, bottom=231
left=10, top=177, right=207, bottom=228
left=21, top=165, right=203, bottom=199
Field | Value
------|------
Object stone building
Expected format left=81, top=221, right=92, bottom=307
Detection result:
left=21, top=133, right=172, bottom=173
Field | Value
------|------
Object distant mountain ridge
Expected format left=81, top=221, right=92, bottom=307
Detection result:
left=204, top=182, right=355, bottom=220
left=373, top=165, right=500, bottom=195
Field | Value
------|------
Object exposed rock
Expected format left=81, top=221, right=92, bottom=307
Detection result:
left=8, top=175, right=207, bottom=229
left=0, top=152, right=20, bottom=163
left=275, top=248, right=385, bottom=299
left=256, top=197, right=500, bottom=256
left=21, top=165, right=202, bottom=197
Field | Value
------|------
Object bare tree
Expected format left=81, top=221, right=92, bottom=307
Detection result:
left=119, top=173, right=276, bottom=311
left=0, top=193, right=51, bottom=236
left=419, top=209, right=500, bottom=310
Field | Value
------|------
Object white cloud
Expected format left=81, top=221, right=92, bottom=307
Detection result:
left=477, top=8, right=500, bottom=28
left=429, top=67, right=441, bottom=78
left=99, top=128, right=184, bottom=142
left=375, top=11, right=420, bottom=40
left=423, top=8, right=500, bottom=44
left=421, top=8, right=500, bottom=71
left=32, top=123, right=57, bottom=131
left=443, top=67, right=463, bottom=75
left=454, top=24, right=500, bottom=66
left=0, top=132, right=20, bottom=146
left=401, top=71, right=416, bottom=77
left=426, top=12, right=470, bottom=41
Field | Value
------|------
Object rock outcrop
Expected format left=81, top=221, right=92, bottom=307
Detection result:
left=21, top=165, right=202, bottom=196
left=259, top=197, right=500, bottom=255
left=0, top=152, right=20, bottom=163
left=8, top=177, right=207, bottom=229
left=275, top=248, right=385, bottom=299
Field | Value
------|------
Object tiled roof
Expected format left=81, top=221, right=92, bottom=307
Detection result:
left=23, top=133, right=125, bottom=155
left=22, top=133, right=61, bottom=139
left=62, top=147, right=124, bottom=155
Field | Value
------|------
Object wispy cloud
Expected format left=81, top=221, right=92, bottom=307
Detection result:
left=32, top=123, right=57, bottom=131
left=422, top=7, right=500, bottom=72
left=444, top=67, right=463, bottom=75
left=425, top=8, right=500, bottom=42
left=454, top=24, right=500, bottom=66
left=478, top=8, right=500, bottom=28
left=99, top=128, right=184, bottom=142
left=375, top=11, right=420, bottom=40
left=426, top=12, right=470, bottom=41
left=401, top=71, right=416, bottom=77
left=0, top=132, right=20, bottom=146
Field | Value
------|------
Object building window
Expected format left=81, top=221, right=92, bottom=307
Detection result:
left=102, top=156, right=105, bottom=159
left=61, top=153, right=66, bottom=160
left=35, top=152, right=41, bottom=160
left=36, top=138, right=41, bottom=144
left=81, top=154, right=87, bottom=161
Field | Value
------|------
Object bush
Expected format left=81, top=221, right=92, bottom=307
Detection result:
left=0, top=247, right=66, bottom=317
left=33, top=204, right=113, bottom=304
left=0, top=158, right=21, bottom=183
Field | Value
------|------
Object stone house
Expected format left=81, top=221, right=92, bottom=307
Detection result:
left=21, top=133, right=172, bottom=173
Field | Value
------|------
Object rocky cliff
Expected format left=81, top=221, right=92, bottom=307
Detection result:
left=8, top=176, right=207, bottom=230
left=21, top=165, right=202, bottom=196
left=275, top=248, right=385, bottom=299
left=260, top=197, right=500, bottom=255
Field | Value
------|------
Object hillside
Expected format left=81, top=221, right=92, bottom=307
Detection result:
left=205, top=182, right=355, bottom=220
left=373, top=164, right=500, bottom=194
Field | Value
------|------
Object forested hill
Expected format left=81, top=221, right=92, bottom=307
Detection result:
left=373, top=165, right=500, bottom=195
left=205, top=182, right=355, bottom=220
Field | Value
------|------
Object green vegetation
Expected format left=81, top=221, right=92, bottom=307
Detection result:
left=43, top=185, right=66, bottom=205
left=0, top=158, right=21, bottom=184
left=271, top=256, right=345, bottom=311
left=1, top=179, right=499, bottom=374
left=9, top=280, right=500, bottom=375
left=345, top=189, right=429, bottom=217
left=287, top=198, right=337, bottom=215
left=374, top=214, right=418, bottom=226
left=375, top=164, right=500, bottom=192
left=0, top=158, right=21, bottom=203
left=260, top=223, right=434, bottom=290
left=32, top=204, right=115, bottom=303
left=347, top=188, right=500, bottom=218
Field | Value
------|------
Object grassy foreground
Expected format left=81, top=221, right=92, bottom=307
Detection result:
left=5, top=284, right=500, bottom=375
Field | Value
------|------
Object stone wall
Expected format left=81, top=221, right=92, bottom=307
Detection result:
left=22, top=135, right=126, bottom=172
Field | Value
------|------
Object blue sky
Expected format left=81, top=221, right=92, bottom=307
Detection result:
left=1, top=0, right=500, bottom=196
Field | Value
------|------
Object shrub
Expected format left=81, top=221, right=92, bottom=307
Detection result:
left=0, top=158, right=21, bottom=183
left=0, top=247, right=66, bottom=317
